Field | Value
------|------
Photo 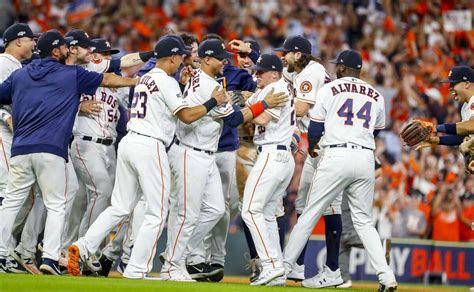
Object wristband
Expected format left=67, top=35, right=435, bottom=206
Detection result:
left=436, top=123, right=457, bottom=135
left=249, top=101, right=266, bottom=117
left=203, top=98, right=218, bottom=113
left=139, top=51, right=155, bottom=62
left=261, top=100, right=269, bottom=109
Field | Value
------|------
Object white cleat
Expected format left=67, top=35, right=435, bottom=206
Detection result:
left=160, top=263, right=195, bottom=282
left=266, top=275, right=286, bottom=286
left=336, top=280, right=352, bottom=288
left=250, top=266, right=285, bottom=286
left=302, top=265, right=343, bottom=288
left=287, top=263, right=304, bottom=282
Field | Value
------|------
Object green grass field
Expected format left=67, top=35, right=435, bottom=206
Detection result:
left=0, top=274, right=470, bottom=292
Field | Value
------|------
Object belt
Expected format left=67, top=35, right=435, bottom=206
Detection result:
left=82, top=136, right=114, bottom=146
left=175, top=139, right=214, bottom=155
left=241, top=136, right=254, bottom=142
left=328, top=143, right=372, bottom=151
left=257, top=145, right=288, bottom=153
left=130, top=131, right=171, bottom=153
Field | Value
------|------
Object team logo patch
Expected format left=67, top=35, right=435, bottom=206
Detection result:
left=91, top=58, right=102, bottom=64
left=300, top=81, right=312, bottom=93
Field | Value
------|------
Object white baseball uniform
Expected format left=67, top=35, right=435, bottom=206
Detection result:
left=163, top=70, right=232, bottom=273
left=292, top=61, right=340, bottom=216
left=241, top=77, right=295, bottom=271
left=74, top=67, right=188, bottom=278
left=460, top=96, right=474, bottom=122
left=283, top=77, right=396, bottom=285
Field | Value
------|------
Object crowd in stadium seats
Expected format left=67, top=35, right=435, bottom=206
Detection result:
left=1, top=0, right=473, bottom=242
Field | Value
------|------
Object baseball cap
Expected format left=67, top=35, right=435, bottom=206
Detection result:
left=242, top=39, right=261, bottom=55
left=154, top=35, right=192, bottom=59
left=251, top=54, right=283, bottom=72
left=329, top=49, right=363, bottom=70
left=3, top=23, right=35, bottom=44
left=91, top=38, right=120, bottom=55
left=274, top=35, right=312, bottom=54
left=440, top=66, right=474, bottom=84
left=36, top=30, right=70, bottom=56
left=65, top=29, right=94, bottom=48
left=198, top=39, right=233, bottom=60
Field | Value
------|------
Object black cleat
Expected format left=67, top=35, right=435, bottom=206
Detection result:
left=98, top=254, right=114, bottom=277
left=207, top=264, right=224, bottom=282
left=378, top=283, right=397, bottom=292
left=186, top=263, right=219, bottom=280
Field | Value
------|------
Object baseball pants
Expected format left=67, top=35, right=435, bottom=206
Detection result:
left=0, top=127, right=12, bottom=201
left=0, top=153, right=67, bottom=261
left=187, top=150, right=236, bottom=266
left=283, top=147, right=396, bottom=284
left=74, top=133, right=170, bottom=278
left=164, top=144, right=225, bottom=270
left=242, top=146, right=295, bottom=271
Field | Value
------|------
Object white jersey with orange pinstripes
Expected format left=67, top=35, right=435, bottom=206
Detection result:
left=294, top=60, right=332, bottom=132
left=176, top=70, right=234, bottom=152
left=246, top=77, right=295, bottom=146
left=128, top=68, right=189, bottom=147
left=461, top=96, right=474, bottom=122
left=309, top=76, right=385, bottom=150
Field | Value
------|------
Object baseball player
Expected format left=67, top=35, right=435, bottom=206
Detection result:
left=277, top=35, right=340, bottom=282
left=184, top=35, right=259, bottom=281
left=241, top=54, right=295, bottom=286
left=161, top=39, right=288, bottom=281
left=0, top=29, right=137, bottom=275
left=0, top=23, right=43, bottom=274
left=413, top=66, right=474, bottom=149
left=282, top=50, right=397, bottom=291
left=67, top=35, right=232, bottom=279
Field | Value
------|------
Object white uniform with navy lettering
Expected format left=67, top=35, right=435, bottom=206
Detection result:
left=292, top=61, right=340, bottom=216
left=74, top=67, right=188, bottom=278
left=284, top=77, right=396, bottom=284
left=241, top=77, right=295, bottom=272
left=163, top=70, right=232, bottom=274
left=460, top=96, right=474, bottom=123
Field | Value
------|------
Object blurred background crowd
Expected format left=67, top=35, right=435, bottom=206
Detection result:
left=1, top=0, right=473, bottom=243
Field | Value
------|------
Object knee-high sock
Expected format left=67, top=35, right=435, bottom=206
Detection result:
left=296, top=213, right=308, bottom=266
left=324, top=214, right=342, bottom=271
left=242, top=217, right=258, bottom=259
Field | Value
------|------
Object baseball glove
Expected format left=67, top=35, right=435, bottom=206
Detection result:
left=464, top=152, right=474, bottom=175
left=230, top=90, right=246, bottom=107
left=400, top=120, right=435, bottom=147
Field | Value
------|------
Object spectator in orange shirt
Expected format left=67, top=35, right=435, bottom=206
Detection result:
left=431, top=185, right=462, bottom=242
left=460, top=191, right=474, bottom=242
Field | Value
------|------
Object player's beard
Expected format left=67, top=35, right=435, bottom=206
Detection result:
left=58, top=51, right=68, bottom=65
left=336, top=68, right=343, bottom=79
left=287, top=62, right=295, bottom=73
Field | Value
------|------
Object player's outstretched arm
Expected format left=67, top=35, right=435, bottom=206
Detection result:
left=101, top=73, right=139, bottom=88
left=454, top=118, right=474, bottom=136
left=119, top=51, right=155, bottom=68
left=176, top=86, right=228, bottom=124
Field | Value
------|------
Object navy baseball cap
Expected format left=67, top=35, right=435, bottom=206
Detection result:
left=91, top=38, right=120, bottom=55
left=251, top=54, right=283, bottom=72
left=243, top=39, right=261, bottom=55
left=154, top=35, right=192, bottom=59
left=198, top=39, right=233, bottom=60
left=275, top=35, right=312, bottom=54
left=440, top=66, right=474, bottom=84
left=65, top=29, right=94, bottom=48
left=36, top=30, right=70, bottom=56
left=3, top=23, right=35, bottom=44
left=329, top=49, right=363, bottom=70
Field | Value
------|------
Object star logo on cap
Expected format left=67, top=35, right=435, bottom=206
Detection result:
left=171, top=47, right=179, bottom=52
left=448, top=70, right=452, bottom=77
left=17, top=31, right=26, bottom=37
left=256, top=56, right=262, bottom=64
left=105, top=41, right=111, bottom=48
left=205, top=50, right=214, bottom=55
left=221, top=43, right=225, bottom=49
left=295, top=46, right=299, bottom=49
left=90, top=47, right=96, bottom=52
left=52, top=40, right=59, bottom=46
left=85, top=32, right=90, bottom=38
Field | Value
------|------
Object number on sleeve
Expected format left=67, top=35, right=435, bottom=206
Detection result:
left=131, top=91, right=147, bottom=119
left=337, top=98, right=372, bottom=128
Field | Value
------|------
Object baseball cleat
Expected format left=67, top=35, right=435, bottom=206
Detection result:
left=39, top=258, right=61, bottom=275
left=378, top=280, right=398, bottom=292
left=117, top=259, right=128, bottom=275
left=85, top=255, right=101, bottom=272
left=336, top=280, right=353, bottom=288
left=287, top=263, right=304, bottom=282
left=67, top=244, right=81, bottom=276
left=248, top=258, right=262, bottom=283
left=302, top=265, right=343, bottom=288
left=266, top=275, right=286, bottom=286
left=98, top=254, right=114, bottom=277
left=5, top=255, right=27, bottom=274
left=11, top=251, right=41, bottom=275
left=186, top=263, right=212, bottom=279
left=207, top=264, right=224, bottom=282
left=250, top=266, right=285, bottom=286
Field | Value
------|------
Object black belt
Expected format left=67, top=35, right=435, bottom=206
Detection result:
left=175, top=139, right=214, bottom=155
left=131, top=131, right=171, bottom=153
left=82, top=136, right=113, bottom=146
left=257, top=145, right=288, bottom=153
left=329, top=143, right=372, bottom=150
